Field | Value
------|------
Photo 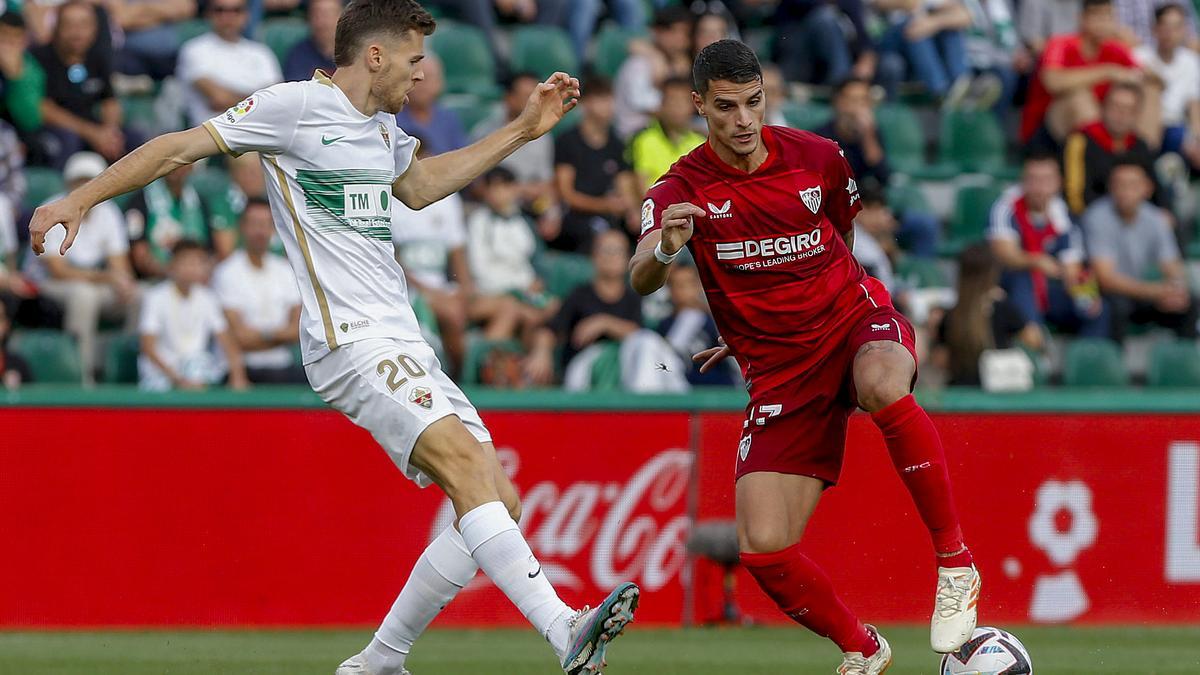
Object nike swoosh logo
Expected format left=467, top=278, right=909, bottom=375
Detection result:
left=528, top=566, right=542, bottom=579
left=321, top=135, right=345, bottom=146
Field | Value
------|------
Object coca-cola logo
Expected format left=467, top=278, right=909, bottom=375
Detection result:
left=429, top=448, right=692, bottom=593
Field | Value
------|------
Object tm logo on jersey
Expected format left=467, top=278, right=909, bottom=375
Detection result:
left=714, top=229, right=826, bottom=271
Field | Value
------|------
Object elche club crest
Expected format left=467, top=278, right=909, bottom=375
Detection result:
left=379, top=122, right=391, bottom=150
left=409, top=386, right=432, bottom=409
left=799, top=186, right=822, bottom=214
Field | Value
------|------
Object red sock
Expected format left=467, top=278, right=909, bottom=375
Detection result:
left=741, top=542, right=878, bottom=656
left=872, top=394, right=973, bottom=568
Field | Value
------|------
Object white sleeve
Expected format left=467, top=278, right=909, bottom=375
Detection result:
left=986, top=188, right=1019, bottom=241
left=275, top=259, right=302, bottom=306
left=203, top=82, right=305, bottom=157
left=139, top=289, right=165, bottom=335
left=393, top=121, right=420, bottom=179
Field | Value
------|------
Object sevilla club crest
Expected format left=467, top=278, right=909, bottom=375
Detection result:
left=799, top=186, right=822, bottom=214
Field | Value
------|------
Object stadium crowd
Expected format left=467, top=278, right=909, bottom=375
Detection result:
left=1, top=0, right=1199, bottom=391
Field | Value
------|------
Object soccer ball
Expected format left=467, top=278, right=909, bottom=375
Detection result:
left=939, top=627, right=1033, bottom=675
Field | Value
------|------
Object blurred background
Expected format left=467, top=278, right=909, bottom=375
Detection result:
left=1, top=0, right=1198, bottom=672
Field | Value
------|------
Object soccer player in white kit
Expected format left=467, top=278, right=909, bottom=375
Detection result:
left=28, top=2, right=638, bottom=673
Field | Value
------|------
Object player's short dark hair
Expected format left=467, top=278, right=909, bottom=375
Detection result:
left=584, top=75, right=613, bottom=97
left=171, top=239, right=209, bottom=260
left=334, top=0, right=436, bottom=68
left=483, top=166, right=516, bottom=184
left=693, top=39, right=762, bottom=98
left=833, top=76, right=872, bottom=99
left=1154, top=2, right=1186, bottom=22
left=1082, top=0, right=1112, bottom=11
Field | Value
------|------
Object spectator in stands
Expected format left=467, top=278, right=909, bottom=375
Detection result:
left=126, top=164, right=237, bottom=281
left=692, top=11, right=734, bottom=55
left=817, top=77, right=941, bottom=257
left=852, top=184, right=899, bottom=293
left=553, top=76, right=639, bottom=253
left=761, top=63, right=788, bottom=127
left=391, top=141, right=471, bottom=376
left=1019, top=0, right=1145, bottom=147
left=1018, top=0, right=1080, bottom=56
left=25, top=152, right=138, bottom=385
left=657, top=262, right=736, bottom=386
left=33, top=1, right=129, bottom=167
left=225, top=151, right=268, bottom=214
left=614, top=6, right=693, bottom=139
left=567, top=0, right=645, bottom=67
left=1136, top=4, right=1200, bottom=167
left=472, top=72, right=556, bottom=220
left=1084, top=161, right=1197, bottom=340
left=212, top=198, right=304, bottom=384
left=177, top=0, right=282, bottom=127
left=0, top=301, right=32, bottom=388
left=434, top=0, right=566, bottom=70
left=775, top=0, right=876, bottom=86
left=283, top=0, right=340, bottom=82
left=628, top=76, right=705, bottom=194
left=0, top=10, right=45, bottom=136
left=394, top=53, right=468, bottom=155
left=0, top=120, right=24, bottom=223
left=466, top=167, right=552, bottom=343
left=110, top=0, right=198, bottom=80
left=875, top=0, right=972, bottom=101
left=988, top=152, right=1109, bottom=337
left=526, top=229, right=685, bottom=390
left=962, top=0, right=1027, bottom=116
left=1063, top=82, right=1161, bottom=215
left=934, top=243, right=1043, bottom=386
left=1115, top=0, right=1199, bottom=48
left=139, top=240, right=248, bottom=391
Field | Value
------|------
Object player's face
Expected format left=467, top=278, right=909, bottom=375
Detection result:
left=375, top=31, right=427, bottom=114
left=697, top=78, right=765, bottom=157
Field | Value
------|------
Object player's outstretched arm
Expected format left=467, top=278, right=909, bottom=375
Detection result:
left=29, top=126, right=221, bottom=256
left=629, top=202, right=704, bottom=295
left=393, top=72, right=579, bottom=209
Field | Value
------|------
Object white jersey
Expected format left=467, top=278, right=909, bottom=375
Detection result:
left=203, top=70, right=423, bottom=364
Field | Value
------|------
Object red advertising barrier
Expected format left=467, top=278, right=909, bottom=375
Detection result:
left=0, top=409, right=691, bottom=627
left=694, top=412, right=1200, bottom=626
left=2, top=407, right=1199, bottom=627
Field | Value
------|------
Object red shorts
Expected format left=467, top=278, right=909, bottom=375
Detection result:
left=733, top=304, right=917, bottom=486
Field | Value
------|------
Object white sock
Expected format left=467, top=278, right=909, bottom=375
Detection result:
left=458, top=501, right=574, bottom=658
left=364, top=525, right=479, bottom=674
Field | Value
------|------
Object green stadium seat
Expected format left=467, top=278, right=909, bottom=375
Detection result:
left=1147, top=339, right=1200, bottom=387
left=441, top=95, right=500, bottom=135
left=510, top=25, right=579, bottom=79
left=261, top=17, right=310, bottom=65
left=781, top=101, right=831, bottom=131
left=1063, top=338, right=1129, bottom=386
left=189, top=168, right=232, bottom=205
left=939, top=110, right=1009, bottom=174
left=876, top=104, right=956, bottom=180
left=536, top=251, right=594, bottom=299
left=894, top=256, right=947, bottom=288
left=23, top=167, right=65, bottom=210
left=885, top=179, right=931, bottom=215
left=430, top=21, right=498, bottom=98
left=176, top=18, right=210, bottom=45
left=594, top=24, right=642, bottom=79
left=462, top=337, right=523, bottom=385
left=102, top=333, right=140, bottom=384
left=120, top=94, right=158, bottom=133
left=942, top=183, right=1004, bottom=256
left=410, top=292, right=440, bottom=337
left=9, top=329, right=82, bottom=384
left=589, top=342, right=623, bottom=391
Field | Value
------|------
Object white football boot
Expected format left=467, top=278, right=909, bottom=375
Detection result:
left=930, top=564, right=981, bottom=653
left=560, top=582, right=640, bottom=674
left=837, top=625, right=892, bottom=675
left=333, top=652, right=410, bottom=675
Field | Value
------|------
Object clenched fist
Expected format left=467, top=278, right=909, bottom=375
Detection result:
left=659, top=202, right=705, bottom=256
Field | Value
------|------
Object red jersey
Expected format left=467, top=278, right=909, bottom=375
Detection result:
left=1019, top=34, right=1136, bottom=141
left=641, top=125, right=891, bottom=394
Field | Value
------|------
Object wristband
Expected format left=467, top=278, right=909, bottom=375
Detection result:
left=654, top=241, right=680, bottom=265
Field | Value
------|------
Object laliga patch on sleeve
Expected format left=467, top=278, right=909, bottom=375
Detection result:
left=223, top=96, right=256, bottom=124
left=641, top=199, right=654, bottom=235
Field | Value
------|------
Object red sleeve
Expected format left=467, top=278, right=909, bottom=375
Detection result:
left=822, top=140, right=862, bottom=235
left=638, top=177, right=691, bottom=244
left=1041, top=36, right=1071, bottom=68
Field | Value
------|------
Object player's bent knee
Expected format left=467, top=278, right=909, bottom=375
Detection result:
left=738, top=524, right=797, bottom=556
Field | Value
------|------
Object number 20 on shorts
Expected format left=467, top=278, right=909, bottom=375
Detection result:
left=376, top=354, right=427, bottom=392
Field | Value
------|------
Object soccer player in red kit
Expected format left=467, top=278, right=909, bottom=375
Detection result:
left=629, top=40, right=980, bottom=674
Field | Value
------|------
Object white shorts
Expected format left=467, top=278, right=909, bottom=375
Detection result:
left=305, top=337, right=492, bottom=487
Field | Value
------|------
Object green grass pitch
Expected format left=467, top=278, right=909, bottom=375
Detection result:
left=1, top=626, right=1196, bottom=674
